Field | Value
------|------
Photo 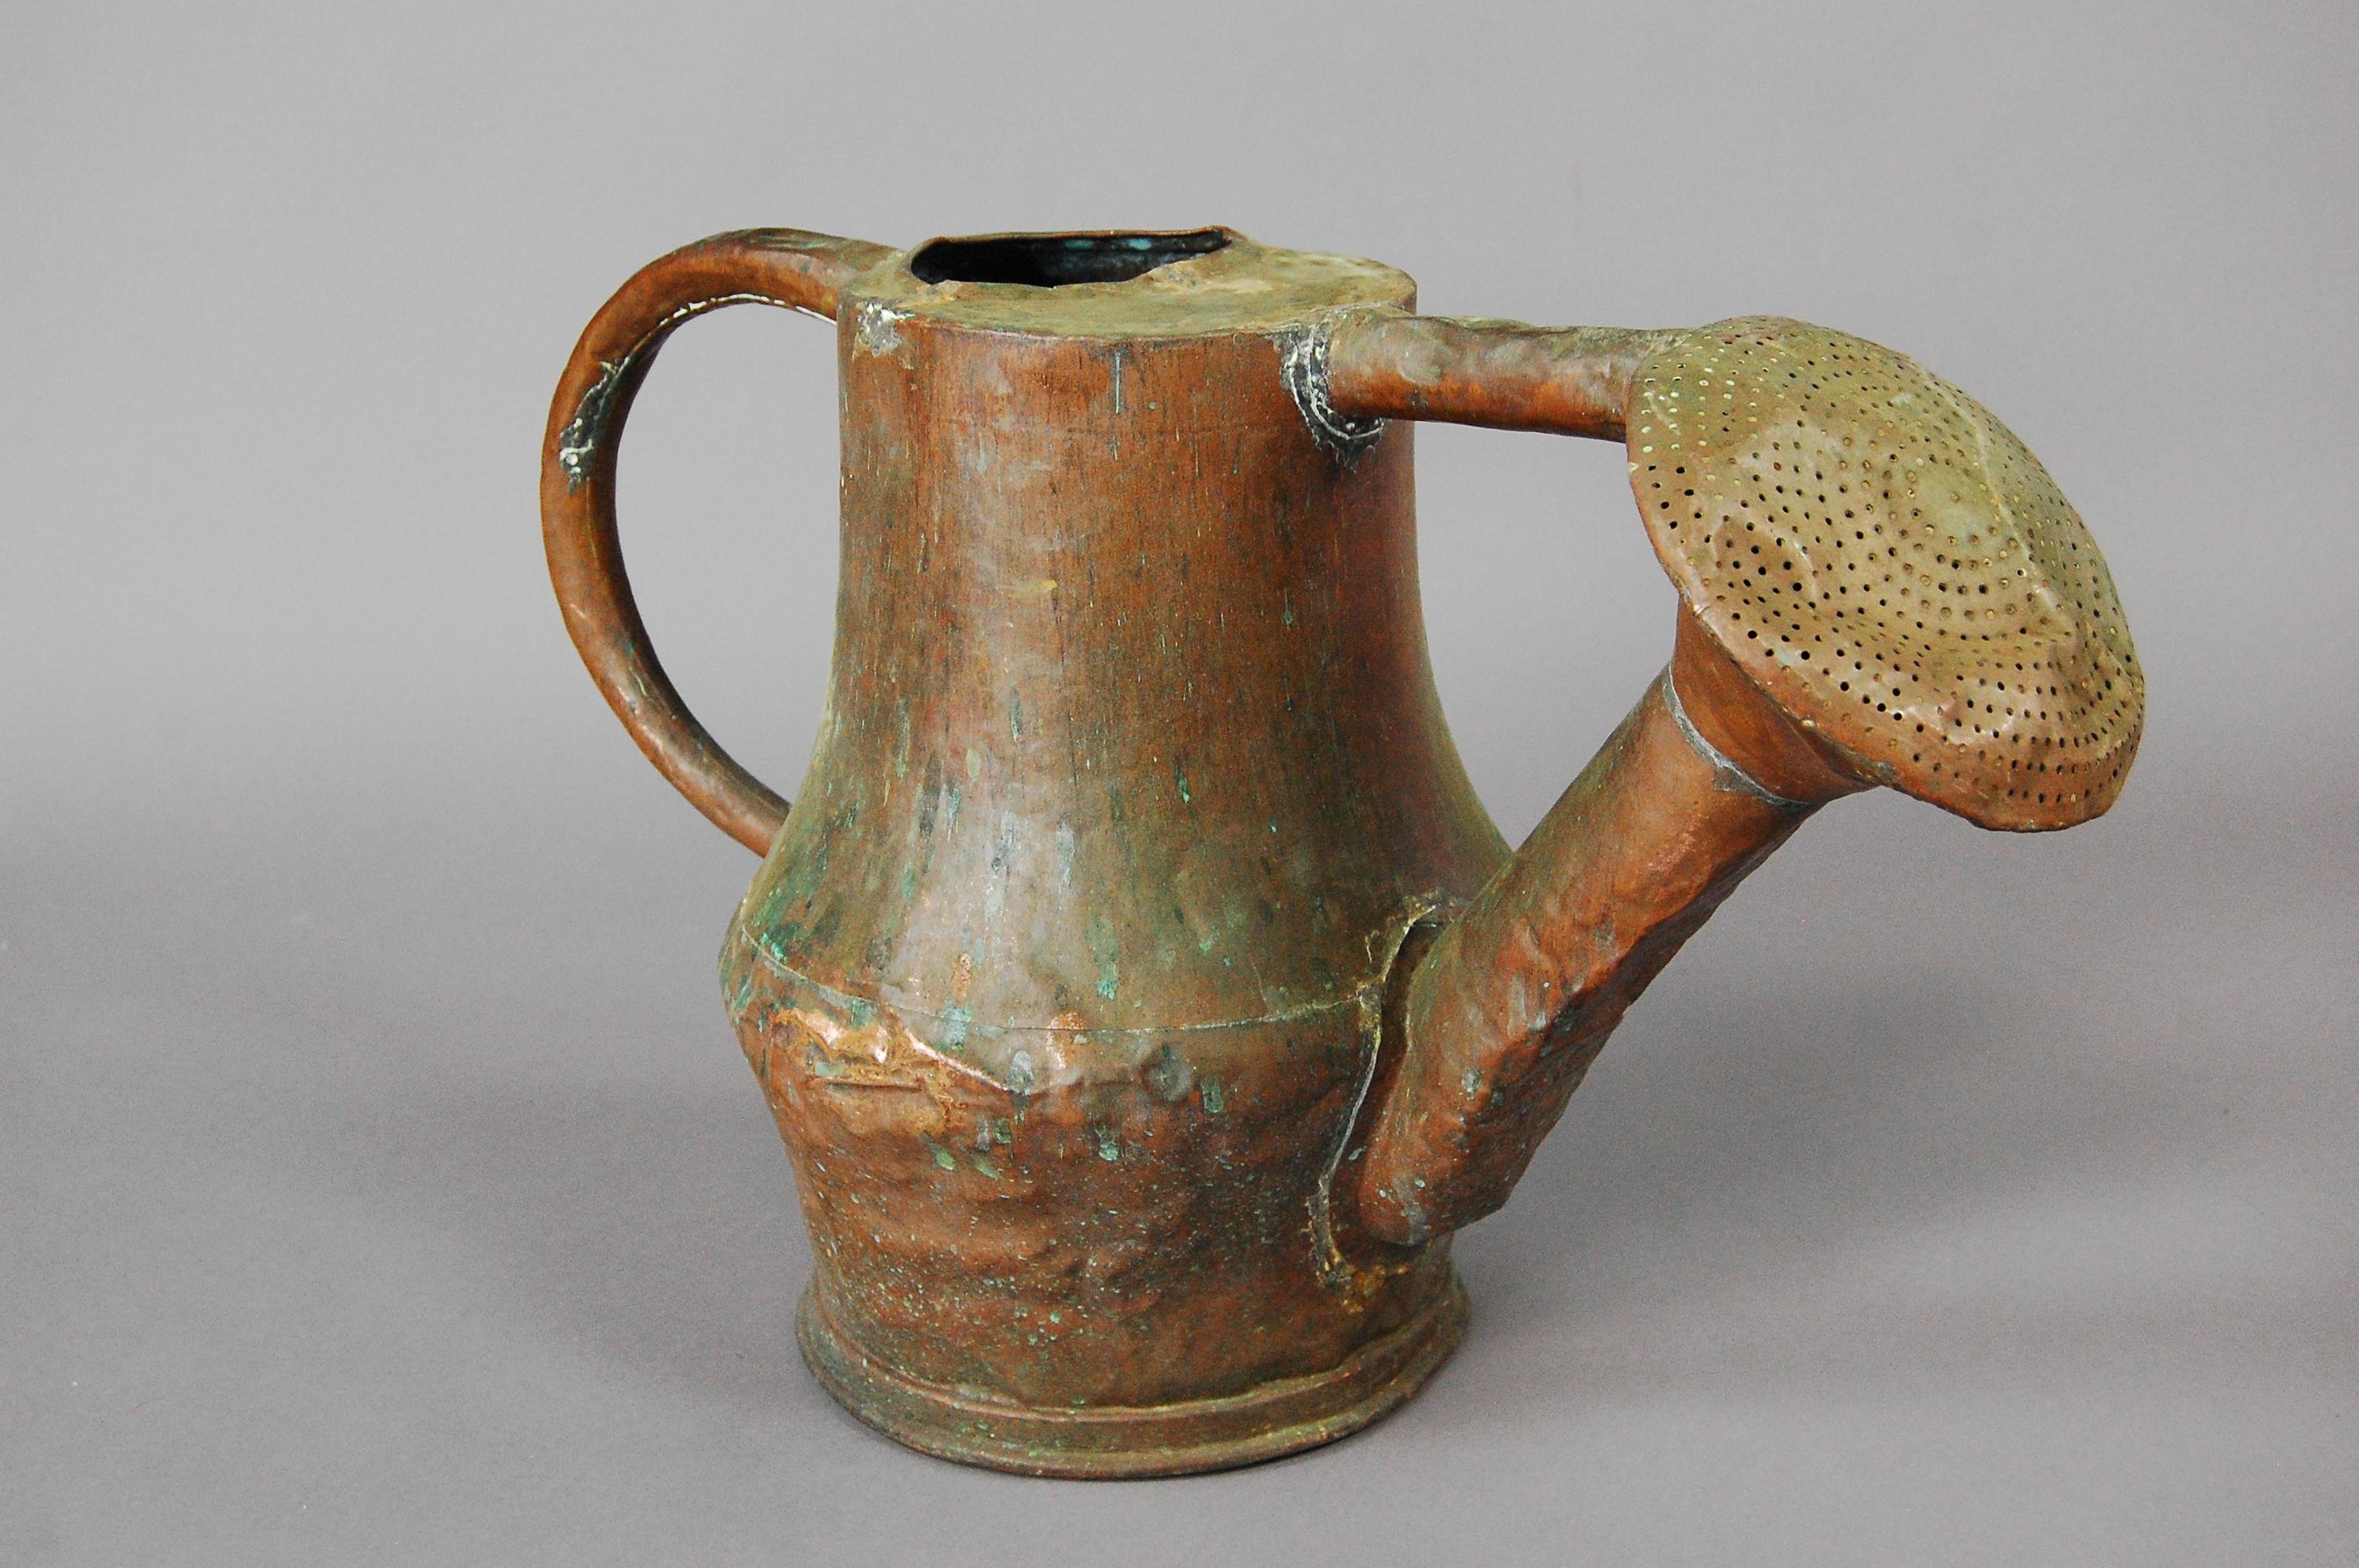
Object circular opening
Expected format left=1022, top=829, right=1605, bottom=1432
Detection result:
left=909, top=229, right=1230, bottom=288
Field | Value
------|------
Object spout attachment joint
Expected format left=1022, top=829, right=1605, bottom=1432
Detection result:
left=1279, top=317, right=1388, bottom=463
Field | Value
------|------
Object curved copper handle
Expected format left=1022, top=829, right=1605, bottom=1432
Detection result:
left=1320, top=309, right=2144, bottom=1247
left=539, top=228, right=895, bottom=852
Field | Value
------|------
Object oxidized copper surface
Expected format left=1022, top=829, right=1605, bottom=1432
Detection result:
left=540, top=227, right=2143, bottom=1475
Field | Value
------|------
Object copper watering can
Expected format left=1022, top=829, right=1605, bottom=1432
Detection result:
left=540, top=227, right=2143, bottom=1475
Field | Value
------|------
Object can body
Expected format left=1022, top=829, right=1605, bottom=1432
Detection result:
left=718, top=240, right=1505, bottom=1473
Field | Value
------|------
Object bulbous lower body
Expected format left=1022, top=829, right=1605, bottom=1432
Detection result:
left=721, top=925, right=1464, bottom=1476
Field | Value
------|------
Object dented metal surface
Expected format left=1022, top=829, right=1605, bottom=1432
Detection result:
left=539, top=227, right=2143, bottom=1476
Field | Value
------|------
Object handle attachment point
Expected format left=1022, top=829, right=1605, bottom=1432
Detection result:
left=557, top=358, right=627, bottom=492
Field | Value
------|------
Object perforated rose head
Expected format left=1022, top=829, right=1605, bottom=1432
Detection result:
left=1627, top=317, right=2143, bottom=829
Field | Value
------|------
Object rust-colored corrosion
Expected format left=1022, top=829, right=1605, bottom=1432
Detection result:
left=540, top=228, right=2143, bottom=1475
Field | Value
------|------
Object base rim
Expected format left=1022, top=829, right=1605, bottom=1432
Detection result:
left=795, top=1269, right=1470, bottom=1479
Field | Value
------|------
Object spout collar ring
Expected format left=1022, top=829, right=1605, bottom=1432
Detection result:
left=1659, top=666, right=1812, bottom=812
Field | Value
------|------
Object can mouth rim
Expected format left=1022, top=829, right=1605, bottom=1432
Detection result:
left=908, top=228, right=1233, bottom=289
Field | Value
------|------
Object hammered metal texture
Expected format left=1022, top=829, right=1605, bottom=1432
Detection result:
left=1628, top=318, right=2143, bottom=829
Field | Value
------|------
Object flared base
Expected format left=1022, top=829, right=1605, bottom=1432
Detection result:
left=795, top=1269, right=1469, bottom=1479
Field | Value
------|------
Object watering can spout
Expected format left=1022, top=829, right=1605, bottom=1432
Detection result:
left=1323, top=311, right=2146, bottom=1247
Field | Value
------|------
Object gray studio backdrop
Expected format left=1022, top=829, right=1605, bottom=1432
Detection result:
left=5, top=2, right=2354, bottom=1563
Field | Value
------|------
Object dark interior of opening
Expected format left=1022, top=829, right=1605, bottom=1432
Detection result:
left=909, top=230, right=1230, bottom=288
